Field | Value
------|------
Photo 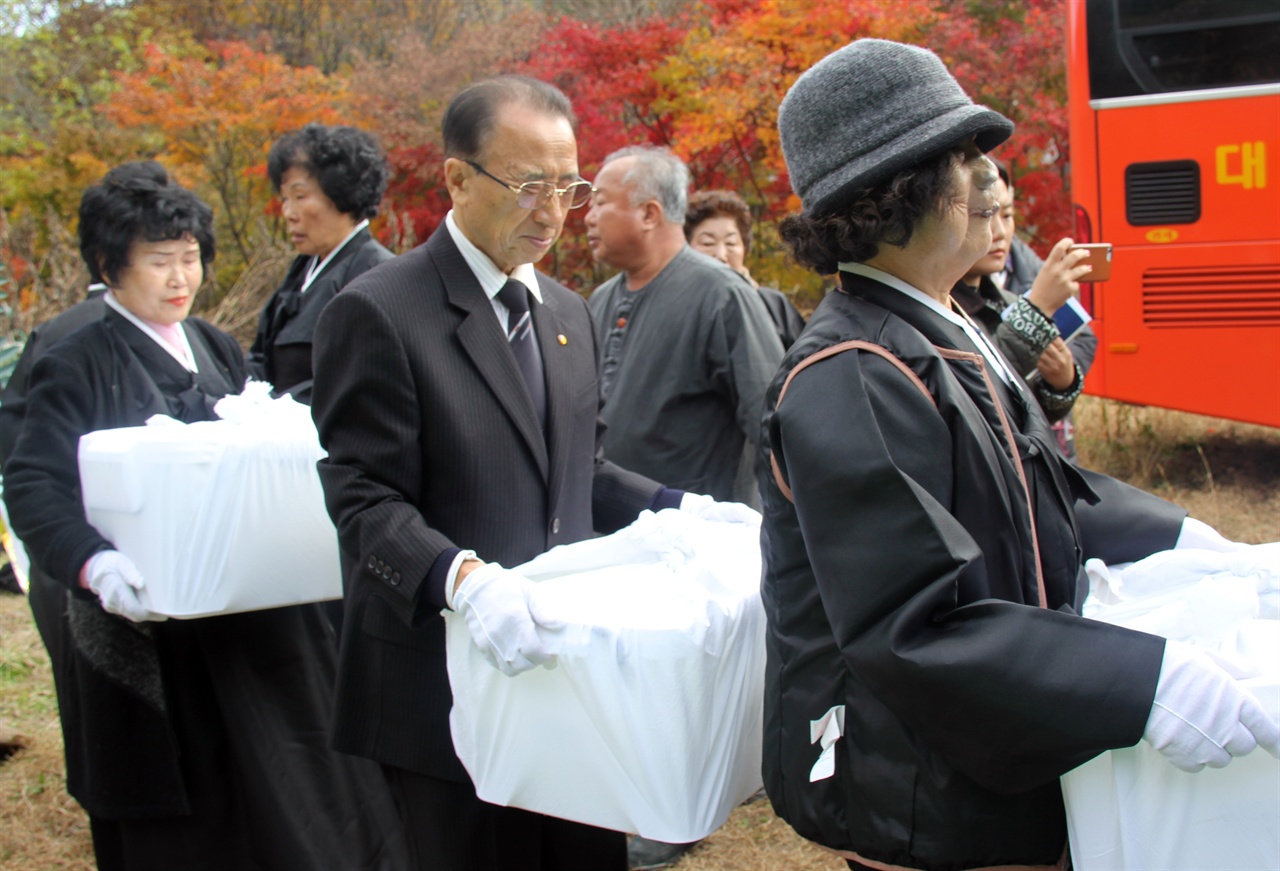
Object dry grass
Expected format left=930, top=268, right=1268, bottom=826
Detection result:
left=0, top=593, right=94, bottom=870
left=202, top=239, right=294, bottom=350
left=0, top=397, right=1276, bottom=870
left=679, top=800, right=846, bottom=871
left=1074, top=396, right=1280, bottom=543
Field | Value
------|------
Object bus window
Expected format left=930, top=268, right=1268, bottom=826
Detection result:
left=1087, top=0, right=1280, bottom=99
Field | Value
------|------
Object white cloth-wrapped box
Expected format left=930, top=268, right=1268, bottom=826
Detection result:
left=1062, top=544, right=1280, bottom=871
left=445, top=509, right=765, bottom=843
left=77, top=391, right=341, bottom=617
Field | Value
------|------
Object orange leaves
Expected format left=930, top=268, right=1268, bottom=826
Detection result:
left=662, top=0, right=942, bottom=183
left=102, top=40, right=353, bottom=269
left=105, top=40, right=348, bottom=170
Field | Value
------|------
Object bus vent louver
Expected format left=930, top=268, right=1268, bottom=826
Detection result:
left=1125, top=161, right=1201, bottom=226
left=1142, top=265, right=1280, bottom=327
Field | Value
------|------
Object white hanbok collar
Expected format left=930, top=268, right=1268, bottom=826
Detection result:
left=104, top=290, right=198, bottom=373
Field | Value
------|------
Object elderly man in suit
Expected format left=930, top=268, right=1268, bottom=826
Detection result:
left=311, top=76, right=741, bottom=871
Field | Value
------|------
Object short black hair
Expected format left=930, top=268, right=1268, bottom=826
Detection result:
left=779, top=146, right=964, bottom=274
left=443, top=76, right=575, bottom=161
left=267, top=124, right=389, bottom=220
left=77, top=161, right=169, bottom=283
left=78, top=161, right=216, bottom=286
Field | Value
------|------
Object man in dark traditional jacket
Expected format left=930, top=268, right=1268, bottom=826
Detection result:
left=585, top=145, right=783, bottom=505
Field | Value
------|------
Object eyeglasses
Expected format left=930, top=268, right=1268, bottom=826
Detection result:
left=466, top=161, right=594, bottom=210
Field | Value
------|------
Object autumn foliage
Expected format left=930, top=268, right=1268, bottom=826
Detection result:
left=0, top=0, right=1071, bottom=323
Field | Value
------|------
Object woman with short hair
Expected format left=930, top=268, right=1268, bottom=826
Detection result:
left=250, top=123, right=393, bottom=402
left=685, top=189, right=806, bottom=349
left=759, top=39, right=1278, bottom=871
left=4, top=162, right=406, bottom=870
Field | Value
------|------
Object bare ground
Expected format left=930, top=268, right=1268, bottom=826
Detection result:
left=1, top=397, right=1277, bottom=871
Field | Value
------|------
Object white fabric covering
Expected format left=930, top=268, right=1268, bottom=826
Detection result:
left=445, top=508, right=765, bottom=842
left=1062, top=543, right=1280, bottom=871
left=77, top=385, right=341, bottom=617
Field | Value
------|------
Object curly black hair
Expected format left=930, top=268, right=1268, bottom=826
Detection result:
left=779, top=146, right=965, bottom=275
left=78, top=160, right=216, bottom=286
left=267, top=124, right=389, bottom=220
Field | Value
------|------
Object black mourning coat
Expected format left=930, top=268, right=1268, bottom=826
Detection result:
left=758, top=272, right=1185, bottom=870
left=3, top=309, right=405, bottom=868
left=248, top=227, right=394, bottom=402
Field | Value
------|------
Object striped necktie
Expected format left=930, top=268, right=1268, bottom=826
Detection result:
left=496, top=279, right=546, bottom=431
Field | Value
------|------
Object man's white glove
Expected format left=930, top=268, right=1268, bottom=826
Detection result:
left=679, top=492, right=762, bottom=526
left=84, top=550, right=161, bottom=623
left=1143, top=639, right=1280, bottom=772
left=452, top=564, right=563, bottom=677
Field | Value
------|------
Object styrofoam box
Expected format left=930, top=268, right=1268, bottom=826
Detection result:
left=78, top=418, right=341, bottom=618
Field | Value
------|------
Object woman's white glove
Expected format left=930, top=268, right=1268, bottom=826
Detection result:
left=1143, top=639, right=1280, bottom=771
left=452, top=564, right=563, bottom=677
left=84, top=550, right=161, bottom=622
left=1174, top=517, right=1250, bottom=553
left=679, top=492, right=762, bottom=526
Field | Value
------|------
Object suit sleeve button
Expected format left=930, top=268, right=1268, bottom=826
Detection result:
left=551, top=517, right=561, bottom=534
left=391, top=573, right=401, bottom=585
left=367, top=556, right=377, bottom=569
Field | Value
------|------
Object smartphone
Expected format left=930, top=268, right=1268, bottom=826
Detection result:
left=1070, top=243, right=1112, bottom=282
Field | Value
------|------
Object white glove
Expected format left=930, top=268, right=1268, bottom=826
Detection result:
left=679, top=492, right=762, bottom=526
left=1143, top=639, right=1280, bottom=772
left=1174, top=517, right=1250, bottom=553
left=452, top=564, right=563, bottom=677
left=84, top=551, right=161, bottom=623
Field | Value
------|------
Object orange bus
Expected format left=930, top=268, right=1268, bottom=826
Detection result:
left=1067, top=0, right=1280, bottom=427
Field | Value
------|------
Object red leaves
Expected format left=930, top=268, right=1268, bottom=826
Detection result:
left=6, top=2, right=1072, bottom=300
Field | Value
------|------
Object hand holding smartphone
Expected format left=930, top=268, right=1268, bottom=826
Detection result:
left=1070, top=243, right=1112, bottom=282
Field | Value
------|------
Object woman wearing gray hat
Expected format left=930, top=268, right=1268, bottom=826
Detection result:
left=758, top=39, right=1279, bottom=871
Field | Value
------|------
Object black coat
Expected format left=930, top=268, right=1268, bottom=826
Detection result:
left=3, top=310, right=406, bottom=867
left=248, top=228, right=394, bottom=402
left=758, top=285, right=807, bottom=351
left=311, top=226, right=663, bottom=782
left=1002, top=237, right=1098, bottom=379
left=0, top=287, right=106, bottom=467
left=758, top=273, right=1185, bottom=870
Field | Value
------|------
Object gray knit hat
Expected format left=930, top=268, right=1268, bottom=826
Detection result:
left=779, top=39, right=1013, bottom=216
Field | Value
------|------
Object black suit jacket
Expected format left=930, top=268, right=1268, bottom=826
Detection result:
left=311, top=226, right=663, bottom=780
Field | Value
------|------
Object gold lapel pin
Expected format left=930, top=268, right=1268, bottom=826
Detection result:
left=557, top=334, right=568, bottom=345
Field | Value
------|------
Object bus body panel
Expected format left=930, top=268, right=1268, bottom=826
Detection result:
left=1069, top=0, right=1280, bottom=428
left=1089, top=240, right=1280, bottom=426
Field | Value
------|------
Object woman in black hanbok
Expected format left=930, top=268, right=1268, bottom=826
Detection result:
left=248, top=123, right=393, bottom=404
left=4, top=163, right=406, bottom=871
left=759, top=39, right=1279, bottom=871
